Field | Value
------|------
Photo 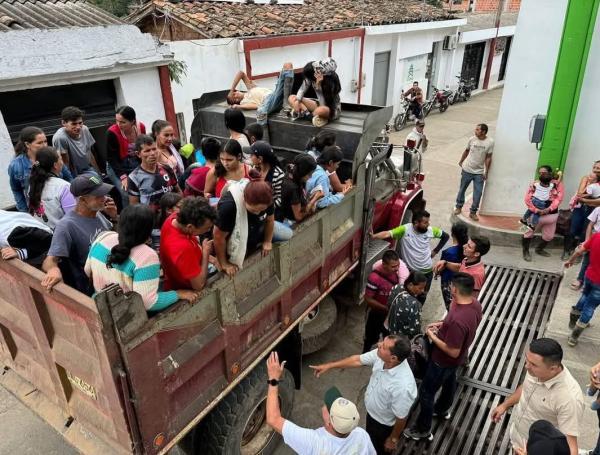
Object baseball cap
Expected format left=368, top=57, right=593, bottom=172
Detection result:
left=70, top=174, right=113, bottom=197
left=323, top=386, right=360, bottom=434
left=250, top=141, right=273, bottom=157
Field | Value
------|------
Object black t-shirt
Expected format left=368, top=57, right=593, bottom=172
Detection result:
left=276, top=177, right=306, bottom=222
left=216, top=192, right=274, bottom=253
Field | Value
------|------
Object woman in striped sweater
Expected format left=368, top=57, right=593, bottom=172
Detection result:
left=249, top=141, right=284, bottom=209
left=84, top=204, right=198, bottom=313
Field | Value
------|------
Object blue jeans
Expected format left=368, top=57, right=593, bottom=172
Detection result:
left=578, top=252, right=590, bottom=282
left=593, top=409, right=600, bottom=455
left=455, top=170, right=485, bottom=213
left=415, top=361, right=458, bottom=432
left=574, top=277, right=600, bottom=324
left=273, top=220, right=293, bottom=242
left=523, top=197, right=550, bottom=226
left=257, top=69, right=294, bottom=125
left=105, top=163, right=129, bottom=209
left=571, top=205, right=593, bottom=239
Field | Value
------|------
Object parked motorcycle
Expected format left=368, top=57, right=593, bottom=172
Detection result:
left=448, top=76, right=474, bottom=105
left=393, top=97, right=412, bottom=131
left=421, top=87, right=451, bottom=117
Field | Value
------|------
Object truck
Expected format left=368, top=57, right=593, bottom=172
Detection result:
left=0, top=92, right=424, bottom=455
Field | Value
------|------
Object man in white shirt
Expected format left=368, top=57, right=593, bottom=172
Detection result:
left=454, top=123, right=494, bottom=221
left=310, top=335, right=417, bottom=454
left=265, top=352, right=375, bottom=455
left=405, top=119, right=428, bottom=153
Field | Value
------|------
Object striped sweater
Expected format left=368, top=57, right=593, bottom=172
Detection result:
left=84, top=231, right=178, bottom=312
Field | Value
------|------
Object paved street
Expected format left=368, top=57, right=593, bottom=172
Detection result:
left=1, top=88, right=598, bottom=454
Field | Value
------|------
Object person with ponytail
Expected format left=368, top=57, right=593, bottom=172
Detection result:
left=8, top=126, right=72, bottom=212
left=28, top=147, right=76, bottom=229
left=276, top=154, right=320, bottom=224
left=204, top=139, right=250, bottom=199
left=105, top=106, right=146, bottom=208
left=214, top=168, right=293, bottom=277
left=85, top=204, right=198, bottom=313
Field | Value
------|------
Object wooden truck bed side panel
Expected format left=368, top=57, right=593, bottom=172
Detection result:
left=111, top=188, right=363, bottom=454
left=0, top=260, right=134, bottom=453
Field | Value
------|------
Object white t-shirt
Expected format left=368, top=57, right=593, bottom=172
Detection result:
left=588, top=207, right=600, bottom=233
left=282, top=420, right=376, bottom=455
left=462, top=135, right=494, bottom=175
left=0, top=210, right=53, bottom=247
left=586, top=182, right=600, bottom=199
left=532, top=182, right=553, bottom=202
left=241, top=86, right=272, bottom=107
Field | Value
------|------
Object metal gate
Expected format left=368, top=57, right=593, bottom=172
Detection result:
left=460, top=42, right=486, bottom=90
left=397, top=264, right=562, bottom=454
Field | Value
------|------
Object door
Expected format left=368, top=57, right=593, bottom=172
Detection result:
left=426, top=41, right=441, bottom=97
left=498, top=36, right=512, bottom=81
left=372, top=51, right=391, bottom=106
left=461, top=42, right=486, bottom=89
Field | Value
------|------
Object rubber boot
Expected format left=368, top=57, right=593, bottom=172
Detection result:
left=568, top=321, right=588, bottom=347
left=522, top=237, right=532, bottom=262
left=535, top=239, right=551, bottom=257
left=568, top=308, right=581, bottom=330
left=561, top=235, right=573, bottom=261
left=282, top=75, right=293, bottom=114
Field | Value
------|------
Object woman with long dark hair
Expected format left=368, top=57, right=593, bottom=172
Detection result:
left=204, top=139, right=250, bottom=199
left=28, top=147, right=76, bottom=229
left=152, top=120, right=185, bottom=177
left=306, top=145, right=351, bottom=208
left=289, top=58, right=342, bottom=127
left=85, top=204, right=198, bottom=312
left=224, top=108, right=250, bottom=148
left=276, top=154, right=319, bottom=224
left=105, top=106, right=146, bottom=208
left=8, top=126, right=72, bottom=212
left=250, top=141, right=284, bottom=209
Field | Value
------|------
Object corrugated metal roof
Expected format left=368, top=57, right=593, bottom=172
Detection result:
left=0, top=0, right=123, bottom=32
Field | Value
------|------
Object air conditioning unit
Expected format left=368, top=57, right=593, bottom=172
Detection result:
left=442, top=35, right=458, bottom=50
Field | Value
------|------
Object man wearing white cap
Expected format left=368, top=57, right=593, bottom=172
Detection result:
left=266, top=352, right=375, bottom=454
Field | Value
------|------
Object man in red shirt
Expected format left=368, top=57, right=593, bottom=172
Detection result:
left=363, top=250, right=404, bottom=353
left=404, top=273, right=482, bottom=442
left=160, top=197, right=216, bottom=291
left=565, top=232, right=600, bottom=346
left=434, top=236, right=490, bottom=301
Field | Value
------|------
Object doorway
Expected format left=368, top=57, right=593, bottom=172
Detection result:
left=460, top=42, right=486, bottom=89
left=426, top=41, right=441, bottom=97
left=372, top=51, right=391, bottom=106
left=498, top=36, right=512, bottom=81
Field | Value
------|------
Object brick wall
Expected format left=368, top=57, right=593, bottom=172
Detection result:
left=138, top=16, right=204, bottom=41
left=473, top=0, right=521, bottom=12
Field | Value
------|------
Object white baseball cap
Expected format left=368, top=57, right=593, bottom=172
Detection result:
left=324, top=386, right=360, bottom=434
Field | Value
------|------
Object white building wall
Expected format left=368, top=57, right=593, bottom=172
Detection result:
left=0, top=111, right=13, bottom=208
left=480, top=0, right=568, bottom=215
left=115, top=68, right=166, bottom=130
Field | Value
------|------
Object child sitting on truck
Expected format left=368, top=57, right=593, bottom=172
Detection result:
left=306, top=146, right=352, bottom=209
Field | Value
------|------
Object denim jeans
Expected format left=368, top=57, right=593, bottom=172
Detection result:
left=523, top=197, right=549, bottom=226
left=570, top=205, right=593, bottom=239
left=578, top=252, right=590, bottom=282
left=574, top=277, right=600, bottom=324
left=257, top=69, right=294, bottom=125
left=455, top=170, right=485, bottom=213
left=105, top=163, right=129, bottom=209
left=593, top=409, right=600, bottom=455
left=272, top=220, right=293, bottom=242
left=415, top=361, right=458, bottom=432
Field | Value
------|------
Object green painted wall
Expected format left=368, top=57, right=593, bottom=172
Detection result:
left=538, top=0, right=600, bottom=170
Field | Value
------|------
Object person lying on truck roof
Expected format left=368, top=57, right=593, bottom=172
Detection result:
left=214, top=169, right=292, bottom=277
left=275, top=154, right=320, bottom=225
left=9, top=126, right=72, bottom=213
left=289, top=58, right=341, bottom=128
left=204, top=139, right=251, bottom=199
left=28, top=147, right=76, bottom=230
left=0, top=210, right=53, bottom=266
left=41, top=175, right=117, bottom=295
left=305, top=131, right=352, bottom=193
left=85, top=204, right=198, bottom=313
left=306, top=146, right=352, bottom=209
left=160, top=196, right=216, bottom=292
left=227, top=63, right=294, bottom=125
left=265, top=351, right=376, bottom=454
left=127, top=135, right=181, bottom=212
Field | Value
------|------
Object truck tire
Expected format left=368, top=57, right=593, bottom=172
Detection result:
left=194, top=365, right=294, bottom=455
left=301, top=296, right=338, bottom=355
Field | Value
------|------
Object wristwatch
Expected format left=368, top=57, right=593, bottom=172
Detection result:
left=267, top=378, right=279, bottom=386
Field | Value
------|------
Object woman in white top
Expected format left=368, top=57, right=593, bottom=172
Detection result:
left=27, top=147, right=76, bottom=229
left=152, top=120, right=185, bottom=177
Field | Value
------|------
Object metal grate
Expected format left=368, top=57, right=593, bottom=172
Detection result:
left=397, top=264, right=562, bottom=455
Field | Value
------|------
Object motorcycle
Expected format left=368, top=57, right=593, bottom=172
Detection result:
left=448, top=76, right=474, bottom=105
left=393, top=97, right=412, bottom=131
left=421, top=87, right=451, bottom=117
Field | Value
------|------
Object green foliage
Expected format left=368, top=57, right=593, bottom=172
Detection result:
left=89, top=0, right=136, bottom=17
left=169, top=60, right=188, bottom=85
left=426, top=0, right=443, bottom=7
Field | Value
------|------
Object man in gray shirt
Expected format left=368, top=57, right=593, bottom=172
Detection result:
left=454, top=123, right=494, bottom=221
left=52, top=106, right=102, bottom=177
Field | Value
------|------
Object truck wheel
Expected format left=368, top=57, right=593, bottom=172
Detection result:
left=301, top=296, right=338, bottom=355
left=194, top=364, right=294, bottom=455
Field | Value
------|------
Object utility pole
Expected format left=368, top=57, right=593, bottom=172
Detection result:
left=482, top=0, right=505, bottom=89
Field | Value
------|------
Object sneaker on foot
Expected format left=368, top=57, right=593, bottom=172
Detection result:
left=403, top=428, right=433, bottom=441
left=519, top=218, right=529, bottom=226
left=453, top=207, right=462, bottom=215
left=312, top=115, right=328, bottom=128
left=469, top=212, right=479, bottom=221
left=433, top=410, right=452, bottom=420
